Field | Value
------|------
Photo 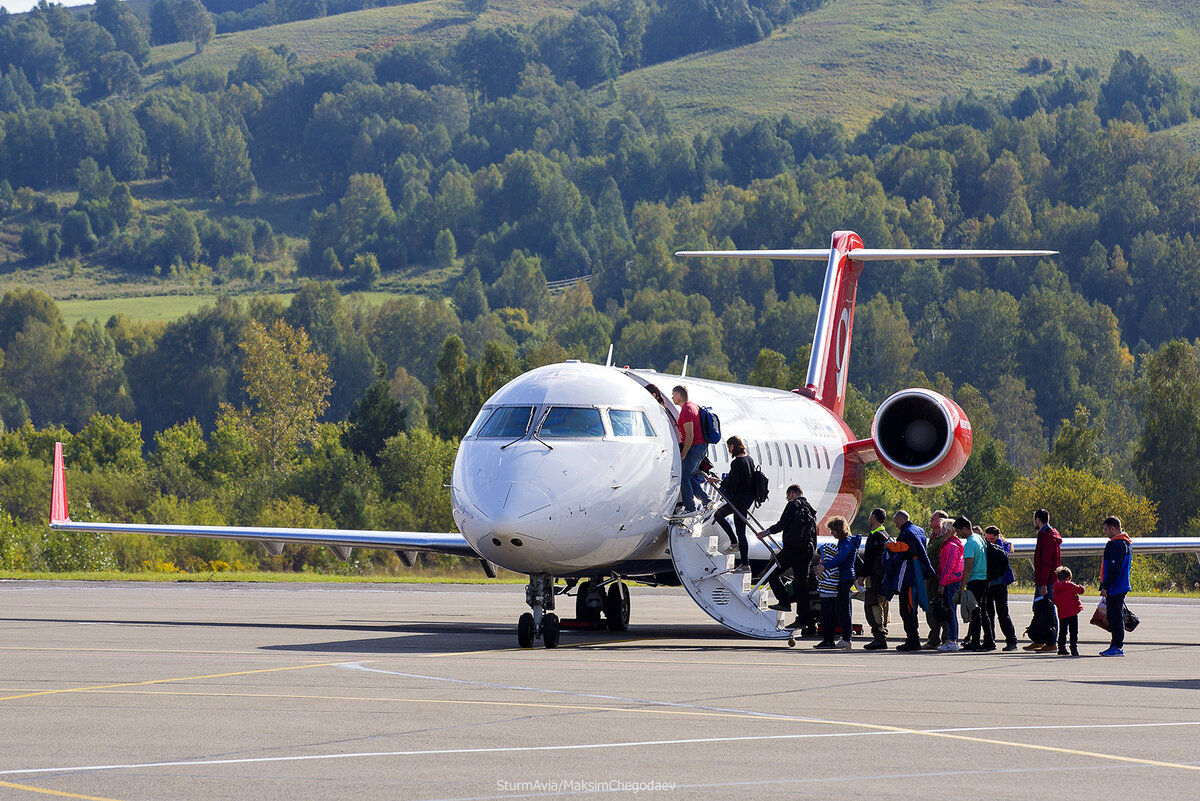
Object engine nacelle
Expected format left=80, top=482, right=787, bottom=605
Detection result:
left=870, top=388, right=972, bottom=488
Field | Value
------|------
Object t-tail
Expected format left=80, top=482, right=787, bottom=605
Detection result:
left=676, top=232, right=1056, bottom=416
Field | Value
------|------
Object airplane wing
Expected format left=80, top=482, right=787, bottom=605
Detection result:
left=49, top=443, right=480, bottom=561
left=1004, top=537, right=1200, bottom=558
left=675, top=248, right=1057, bottom=261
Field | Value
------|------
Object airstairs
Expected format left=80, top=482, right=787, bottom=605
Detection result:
left=667, top=511, right=793, bottom=641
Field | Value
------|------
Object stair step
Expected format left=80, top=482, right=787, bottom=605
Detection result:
left=668, top=518, right=791, bottom=640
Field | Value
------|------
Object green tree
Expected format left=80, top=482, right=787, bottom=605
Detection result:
left=431, top=334, right=473, bottom=440
left=174, top=0, right=214, bottom=55
left=1134, top=339, right=1200, bottom=534
left=342, top=378, right=407, bottom=465
left=218, top=319, right=333, bottom=472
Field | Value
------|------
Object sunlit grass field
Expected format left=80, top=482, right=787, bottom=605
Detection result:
left=610, top=0, right=1200, bottom=135
left=146, top=0, right=586, bottom=77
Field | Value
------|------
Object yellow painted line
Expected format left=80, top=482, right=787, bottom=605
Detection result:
left=0, top=779, right=123, bottom=800
left=0, top=661, right=357, bottom=702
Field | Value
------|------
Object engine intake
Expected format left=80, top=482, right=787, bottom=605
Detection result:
left=871, top=389, right=972, bottom=488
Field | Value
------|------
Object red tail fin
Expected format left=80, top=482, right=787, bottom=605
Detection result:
left=803, top=231, right=864, bottom=417
left=50, top=442, right=69, bottom=524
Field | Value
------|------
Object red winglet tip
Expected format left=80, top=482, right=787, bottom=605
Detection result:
left=50, top=442, right=69, bottom=524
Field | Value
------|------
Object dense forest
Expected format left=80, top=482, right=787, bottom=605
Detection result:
left=1, top=1, right=1200, bottom=589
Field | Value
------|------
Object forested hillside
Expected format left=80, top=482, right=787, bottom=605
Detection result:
left=2, top=0, right=1200, bottom=589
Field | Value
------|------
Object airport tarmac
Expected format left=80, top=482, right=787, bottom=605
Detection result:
left=1, top=580, right=1198, bottom=800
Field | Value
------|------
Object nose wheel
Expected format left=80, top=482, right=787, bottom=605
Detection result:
left=517, top=573, right=560, bottom=648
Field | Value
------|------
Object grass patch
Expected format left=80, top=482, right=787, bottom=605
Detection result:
left=146, top=0, right=587, bottom=80
left=609, top=0, right=1200, bottom=135
left=0, top=569, right=527, bottom=584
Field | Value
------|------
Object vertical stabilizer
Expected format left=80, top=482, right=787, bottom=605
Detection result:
left=804, top=231, right=864, bottom=417
left=50, top=442, right=69, bottom=524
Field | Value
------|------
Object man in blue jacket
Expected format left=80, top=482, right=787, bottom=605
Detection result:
left=887, top=510, right=936, bottom=652
left=1100, top=515, right=1133, bottom=656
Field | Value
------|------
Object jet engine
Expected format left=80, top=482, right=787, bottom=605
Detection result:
left=870, top=388, right=972, bottom=488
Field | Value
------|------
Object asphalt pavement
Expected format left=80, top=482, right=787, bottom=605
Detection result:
left=1, top=580, right=1198, bottom=800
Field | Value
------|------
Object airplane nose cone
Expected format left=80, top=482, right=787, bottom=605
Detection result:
left=457, top=477, right=560, bottom=559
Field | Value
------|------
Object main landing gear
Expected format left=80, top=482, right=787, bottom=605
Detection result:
left=516, top=573, right=632, bottom=647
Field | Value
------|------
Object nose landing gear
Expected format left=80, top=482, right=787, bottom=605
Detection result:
left=517, top=573, right=560, bottom=648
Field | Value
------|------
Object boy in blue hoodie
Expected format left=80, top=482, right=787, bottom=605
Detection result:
left=820, top=516, right=861, bottom=650
left=1100, top=516, right=1133, bottom=656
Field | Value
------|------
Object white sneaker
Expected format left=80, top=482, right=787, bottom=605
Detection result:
left=731, top=564, right=751, bottom=573
left=835, top=639, right=852, bottom=650
left=937, top=641, right=960, bottom=652
left=720, top=541, right=739, bottom=554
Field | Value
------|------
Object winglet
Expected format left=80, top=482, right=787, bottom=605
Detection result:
left=50, top=442, right=69, bottom=524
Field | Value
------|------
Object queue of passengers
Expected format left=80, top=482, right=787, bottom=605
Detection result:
left=662, top=385, right=1136, bottom=657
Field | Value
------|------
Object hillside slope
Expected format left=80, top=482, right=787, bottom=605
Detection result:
left=612, top=0, right=1200, bottom=134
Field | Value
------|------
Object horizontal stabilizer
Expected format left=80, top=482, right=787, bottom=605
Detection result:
left=676, top=248, right=1057, bottom=261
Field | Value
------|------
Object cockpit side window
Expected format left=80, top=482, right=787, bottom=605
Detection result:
left=538, top=406, right=605, bottom=438
left=474, top=405, right=535, bottom=438
left=608, top=409, right=656, bottom=438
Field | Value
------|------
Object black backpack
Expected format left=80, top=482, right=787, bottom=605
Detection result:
left=985, top=539, right=1010, bottom=582
left=790, top=498, right=818, bottom=550
left=752, top=464, right=770, bottom=506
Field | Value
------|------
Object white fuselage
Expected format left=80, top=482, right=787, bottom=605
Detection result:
left=451, top=362, right=864, bottom=576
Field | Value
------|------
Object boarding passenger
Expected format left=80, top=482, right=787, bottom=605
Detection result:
left=887, top=510, right=935, bottom=652
left=1099, top=516, right=1133, bottom=657
left=812, top=537, right=840, bottom=649
left=983, top=526, right=1019, bottom=651
left=762, top=484, right=819, bottom=630
left=925, top=509, right=949, bottom=649
left=861, top=508, right=893, bottom=650
left=936, top=521, right=964, bottom=652
left=1026, top=508, right=1062, bottom=652
left=711, top=435, right=755, bottom=572
left=820, top=516, right=861, bottom=649
left=1052, top=566, right=1085, bottom=656
left=959, top=518, right=992, bottom=651
left=671, top=385, right=711, bottom=514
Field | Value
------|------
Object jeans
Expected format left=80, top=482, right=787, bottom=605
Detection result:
left=863, top=578, right=889, bottom=640
left=985, top=582, right=1018, bottom=646
left=942, top=581, right=960, bottom=643
left=965, top=579, right=992, bottom=645
left=679, top=443, right=711, bottom=512
left=819, top=595, right=836, bottom=643
left=1058, top=614, right=1079, bottom=651
left=835, top=579, right=854, bottom=643
left=899, top=581, right=921, bottom=645
left=714, top=503, right=750, bottom=565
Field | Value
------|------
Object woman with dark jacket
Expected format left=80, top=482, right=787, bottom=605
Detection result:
left=712, top=435, right=755, bottom=571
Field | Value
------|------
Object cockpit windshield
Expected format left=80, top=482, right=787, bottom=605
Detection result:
left=473, top=405, right=535, bottom=438
left=608, top=409, right=656, bottom=437
left=536, top=406, right=605, bottom=438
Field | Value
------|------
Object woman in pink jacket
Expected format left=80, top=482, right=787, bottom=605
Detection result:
left=937, top=521, right=964, bottom=652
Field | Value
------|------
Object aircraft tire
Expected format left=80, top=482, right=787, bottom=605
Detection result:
left=542, top=613, right=560, bottom=648
left=576, top=580, right=603, bottom=629
left=605, top=581, right=630, bottom=631
left=517, top=612, right=535, bottom=648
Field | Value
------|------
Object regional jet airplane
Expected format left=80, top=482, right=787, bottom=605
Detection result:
left=48, top=231, right=1200, bottom=647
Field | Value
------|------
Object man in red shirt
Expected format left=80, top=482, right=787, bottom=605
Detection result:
left=672, top=385, right=711, bottom=514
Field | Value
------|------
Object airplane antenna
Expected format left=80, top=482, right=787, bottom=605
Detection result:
left=681, top=355, right=688, bottom=378
left=605, top=343, right=613, bottom=367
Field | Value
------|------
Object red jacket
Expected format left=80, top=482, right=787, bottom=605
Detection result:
left=1052, top=580, right=1085, bottom=619
left=1034, top=525, right=1062, bottom=587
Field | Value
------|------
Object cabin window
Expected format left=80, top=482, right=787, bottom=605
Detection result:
left=609, top=409, right=656, bottom=438
left=775, top=443, right=783, bottom=466
left=474, top=406, right=535, bottom=438
left=803, top=445, right=812, bottom=468
left=538, top=407, right=606, bottom=438
left=755, top=443, right=763, bottom=464
left=794, top=444, right=802, bottom=466
left=786, top=443, right=793, bottom=468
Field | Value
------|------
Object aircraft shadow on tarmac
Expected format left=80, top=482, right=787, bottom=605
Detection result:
left=1041, top=678, right=1200, bottom=691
